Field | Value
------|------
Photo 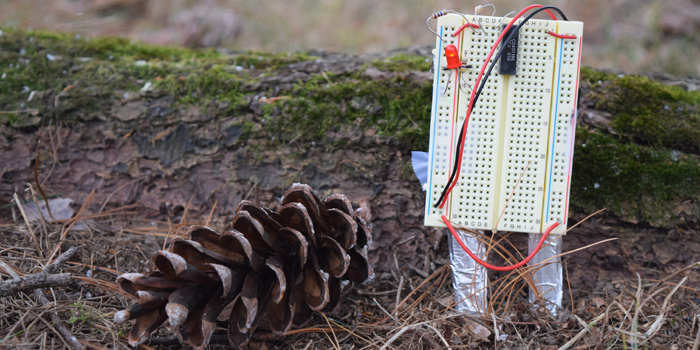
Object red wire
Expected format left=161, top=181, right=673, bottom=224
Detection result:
left=453, top=22, right=480, bottom=36
left=547, top=31, right=577, bottom=39
left=442, top=215, right=560, bottom=271
left=438, top=4, right=554, bottom=209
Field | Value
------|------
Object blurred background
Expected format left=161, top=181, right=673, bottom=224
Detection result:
left=1, top=0, right=699, bottom=76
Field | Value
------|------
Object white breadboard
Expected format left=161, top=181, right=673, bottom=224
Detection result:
left=425, top=15, right=583, bottom=235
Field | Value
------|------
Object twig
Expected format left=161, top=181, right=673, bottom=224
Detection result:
left=34, top=141, right=56, bottom=221
left=563, top=208, right=606, bottom=234
left=320, top=312, right=341, bottom=350
left=32, top=247, right=83, bottom=350
left=395, top=263, right=449, bottom=312
left=426, top=324, right=450, bottom=348
left=373, top=298, right=398, bottom=323
left=377, top=314, right=465, bottom=350
left=491, top=311, right=500, bottom=342
left=244, top=180, right=259, bottom=201
left=643, top=277, right=687, bottom=341
left=98, top=176, right=145, bottom=213
left=558, top=313, right=605, bottom=350
left=393, top=275, right=404, bottom=314
left=0, top=272, right=71, bottom=297
left=564, top=258, right=574, bottom=315
left=42, top=119, right=62, bottom=187
left=26, top=184, right=51, bottom=252
left=413, top=329, right=441, bottom=348
left=45, top=190, right=94, bottom=265
left=166, top=195, right=195, bottom=249
left=12, top=193, right=43, bottom=257
left=693, top=321, right=700, bottom=350
left=43, top=247, right=78, bottom=274
left=650, top=261, right=699, bottom=291
left=355, top=289, right=397, bottom=296
left=0, top=109, right=39, bottom=114
left=494, top=160, right=531, bottom=232
left=378, top=327, right=410, bottom=350
left=0, top=259, right=20, bottom=279
left=205, top=200, right=218, bottom=227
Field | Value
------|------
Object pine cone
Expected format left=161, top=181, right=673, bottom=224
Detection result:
left=114, top=184, right=374, bottom=348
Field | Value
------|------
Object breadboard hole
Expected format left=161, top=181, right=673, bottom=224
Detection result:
left=426, top=16, right=583, bottom=232
left=430, top=183, right=447, bottom=215
left=450, top=19, right=505, bottom=230
left=499, top=21, right=555, bottom=229
left=548, top=190, right=565, bottom=224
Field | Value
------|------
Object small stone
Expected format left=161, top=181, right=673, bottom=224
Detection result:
left=463, top=318, right=491, bottom=341
left=543, top=335, right=556, bottom=345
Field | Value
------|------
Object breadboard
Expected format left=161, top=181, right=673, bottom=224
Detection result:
left=424, top=14, right=583, bottom=234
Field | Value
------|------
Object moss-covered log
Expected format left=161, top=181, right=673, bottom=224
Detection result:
left=1, top=28, right=700, bottom=289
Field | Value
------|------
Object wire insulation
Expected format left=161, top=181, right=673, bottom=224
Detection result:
left=442, top=215, right=559, bottom=271
left=453, top=22, right=480, bottom=36
left=547, top=31, right=577, bottom=39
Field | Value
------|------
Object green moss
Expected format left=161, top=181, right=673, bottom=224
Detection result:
left=575, top=69, right=700, bottom=223
left=229, top=51, right=317, bottom=70
left=263, top=71, right=432, bottom=149
left=586, top=72, right=700, bottom=153
left=571, top=129, right=700, bottom=223
left=579, top=66, right=614, bottom=84
left=0, top=27, right=315, bottom=124
left=371, top=54, right=431, bottom=72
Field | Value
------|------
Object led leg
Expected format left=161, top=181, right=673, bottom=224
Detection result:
left=528, top=233, right=563, bottom=315
left=449, top=229, right=487, bottom=315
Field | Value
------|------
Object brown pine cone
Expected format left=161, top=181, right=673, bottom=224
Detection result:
left=114, top=184, right=373, bottom=349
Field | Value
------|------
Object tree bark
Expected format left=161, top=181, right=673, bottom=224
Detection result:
left=0, top=272, right=71, bottom=297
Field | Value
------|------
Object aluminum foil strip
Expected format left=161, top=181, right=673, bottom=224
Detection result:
left=448, top=228, right=487, bottom=315
left=528, top=233, right=563, bottom=315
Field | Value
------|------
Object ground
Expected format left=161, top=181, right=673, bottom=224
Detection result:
left=0, top=28, right=699, bottom=349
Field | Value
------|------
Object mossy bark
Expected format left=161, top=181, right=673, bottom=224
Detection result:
left=1, top=28, right=700, bottom=289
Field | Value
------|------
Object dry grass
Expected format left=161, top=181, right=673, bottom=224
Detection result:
left=1, top=185, right=699, bottom=349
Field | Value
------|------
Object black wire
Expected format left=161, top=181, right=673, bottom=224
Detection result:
left=434, top=6, right=568, bottom=208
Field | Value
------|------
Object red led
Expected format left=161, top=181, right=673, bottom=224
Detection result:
left=444, top=44, right=461, bottom=69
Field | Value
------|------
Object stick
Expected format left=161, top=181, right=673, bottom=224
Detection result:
left=377, top=314, right=465, bottom=350
left=393, top=275, right=404, bottom=314
left=12, top=193, right=43, bottom=257
left=558, top=313, right=605, bottom=350
left=244, top=180, right=259, bottom=200
left=98, top=176, right=144, bottom=213
left=34, top=142, right=56, bottom=221
left=494, top=160, right=531, bottom=232
left=0, top=272, right=71, bottom=297
left=426, top=324, right=450, bottom=348
left=33, top=247, right=83, bottom=350
left=643, top=277, right=687, bottom=341
left=205, top=200, right=218, bottom=227
left=373, top=298, right=398, bottom=323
